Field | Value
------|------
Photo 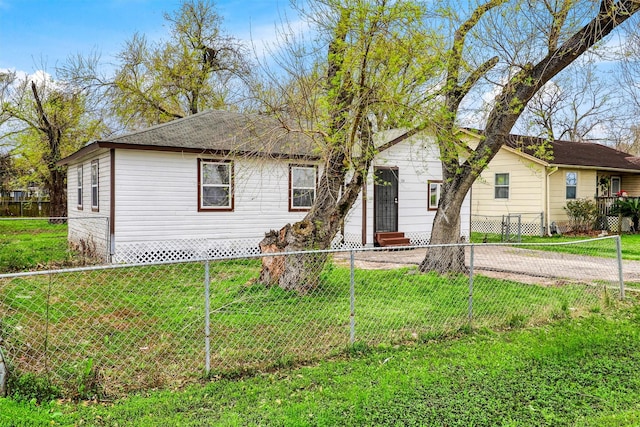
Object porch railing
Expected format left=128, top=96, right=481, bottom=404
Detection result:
left=596, top=196, right=640, bottom=216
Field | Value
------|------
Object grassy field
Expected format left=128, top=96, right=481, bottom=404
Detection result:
left=2, top=257, right=613, bottom=399
left=2, top=307, right=640, bottom=426
left=2, top=220, right=640, bottom=425
left=0, top=219, right=73, bottom=272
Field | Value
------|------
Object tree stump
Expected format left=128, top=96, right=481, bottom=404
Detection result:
left=258, top=221, right=328, bottom=294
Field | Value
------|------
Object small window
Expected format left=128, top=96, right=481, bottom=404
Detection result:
left=566, top=172, right=577, bottom=199
left=91, top=160, right=99, bottom=211
left=495, top=173, right=509, bottom=199
left=290, top=165, right=317, bottom=211
left=428, top=180, right=442, bottom=210
left=611, top=176, right=621, bottom=196
left=199, top=159, right=233, bottom=210
left=77, top=165, right=83, bottom=209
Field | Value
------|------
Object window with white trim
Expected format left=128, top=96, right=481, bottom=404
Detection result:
left=199, top=159, right=233, bottom=210
left=495, top=173, right=509, bottom=199
left=566, top=171, right=577, bottom=199
left=91, top=160, right=99, bottom=210
left=428, top=180, right=441, bottom=210
left=290, top=165, right=316, bottom=210
left=77, top=165, right=83, bottom=209
left=611, top=176, right=621, bottom=196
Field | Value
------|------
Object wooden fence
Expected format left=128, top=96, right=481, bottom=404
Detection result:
left=0, top=201, right=50, bottom=217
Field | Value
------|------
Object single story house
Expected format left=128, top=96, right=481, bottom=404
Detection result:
left=58, top=110, right=471, bottom=263
left=466, top=129, right=640, bottom=234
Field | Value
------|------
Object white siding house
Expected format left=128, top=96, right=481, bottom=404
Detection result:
left=59, top=110, right=471, bottom=262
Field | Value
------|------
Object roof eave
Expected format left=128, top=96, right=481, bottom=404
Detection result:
left=549, top=163, right=640, bottom=173
left=57, top=141, right=107, bottom=166
left=57, top=141, right=321, bottom=166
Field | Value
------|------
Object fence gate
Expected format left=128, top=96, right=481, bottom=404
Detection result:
left=501, top=214, right=522, bottom=242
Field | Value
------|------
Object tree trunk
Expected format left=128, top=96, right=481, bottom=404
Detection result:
left=419, top=197, right=468, bottom=275
left=420, top=0, right=640, bottom=274
left=30, top=81, right=67, bottom=224
left=48, top=167, right=67, bottom=223
left=258, top=147, right=370, bottom=293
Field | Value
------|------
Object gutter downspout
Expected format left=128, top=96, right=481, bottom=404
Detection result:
left=546, top=166, right=559, bottom=236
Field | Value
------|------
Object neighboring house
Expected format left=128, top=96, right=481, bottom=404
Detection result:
left=58, top=110, right=471, bottom=263
left=466, top=129, right=640, bottom=234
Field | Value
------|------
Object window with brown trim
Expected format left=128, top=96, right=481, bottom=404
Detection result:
left=428, top=180, right=442, bottom=210
left=199, top=159, right=234, bottom=211
left=289, top=165, right=317, bottom=211
left=77, top=164, right=83, bottom=210
left=91, top=160, right=99, bottom=211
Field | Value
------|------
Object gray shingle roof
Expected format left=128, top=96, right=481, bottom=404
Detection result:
left=105, top=109, right=318, bottom=157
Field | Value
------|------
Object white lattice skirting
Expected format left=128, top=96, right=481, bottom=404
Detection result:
left=113, top=234, right=376, bottom=264
left=113, top=238, right=263, bottom=264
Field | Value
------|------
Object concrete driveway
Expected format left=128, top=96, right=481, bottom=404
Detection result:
left=336, top=244, right=640, bottom=287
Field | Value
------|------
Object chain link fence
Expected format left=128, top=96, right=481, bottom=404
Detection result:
left=472, top=213, right=545, bottom=241
left=0, top=236, right=633, bottom=398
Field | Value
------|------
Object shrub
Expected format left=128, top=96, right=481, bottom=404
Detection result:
left=563, top=198, right=598, bottom=233
left=7, top=372, right=61, bottom=403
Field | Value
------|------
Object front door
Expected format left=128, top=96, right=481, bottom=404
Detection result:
left=374, top=168, right=399, bottom=233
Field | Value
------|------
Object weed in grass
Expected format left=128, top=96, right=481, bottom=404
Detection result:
left=348, top=342, right=371, bottom=357
left=506, top=313, right=528, bottom=329
left=457, top=324, right=473, bottom=335
left=0, top=252, right=30, bottom=272
left=602, top=284, right=612, bottom=308
left=418, top=330, right=444, bottom=343
left=7, top=372, right=60, bottom=403
left=273, top=355, right=297, bottom=370
left=74, top=358, right=103, bottom=401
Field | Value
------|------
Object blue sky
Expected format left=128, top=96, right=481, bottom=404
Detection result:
left=0, top=0, right=291, bottom=73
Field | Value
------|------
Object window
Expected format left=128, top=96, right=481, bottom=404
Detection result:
left=566, top=172, right=577, bottom=199
left=91, top=160, right=99, bottom=210
left=495, top=173, right=509, bottom=199
left=428, top=180, right=442, bottom=210
left=77, top=165, right=83, bottom=209
left=199, top=159, right=233, bottom=210
left=289, top=165, right=316, bottom=211
left=611, top=176, right=621, bottom=196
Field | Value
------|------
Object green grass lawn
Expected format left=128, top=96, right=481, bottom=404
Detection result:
left=2, top=307, right=640, bottom=426
left=0, top=219, right=73, bottom=272
left=0, top=256, right=622, bottom=400
left=2, top=221, right=640, bottom=424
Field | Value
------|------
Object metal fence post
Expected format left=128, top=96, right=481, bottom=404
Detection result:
left=350, top=250, right=355, bottom=345
left=204, top=260, right=211, bottom=375
left=0, top=346, right=6, bottom=397
left=517, top=215, right=522, bottom=243
left=616, top=236, right=625, bottom=300
left=468, top=244, right=474, bottom=327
